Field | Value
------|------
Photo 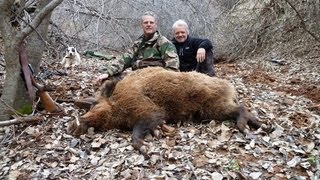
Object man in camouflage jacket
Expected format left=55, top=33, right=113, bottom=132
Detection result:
left=96, top=11, right=179, bottom=84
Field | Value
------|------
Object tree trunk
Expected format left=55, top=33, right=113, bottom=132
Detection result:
left=0, top=46, right=27, bottom=120
left=0, top=1, right=27, bottom=120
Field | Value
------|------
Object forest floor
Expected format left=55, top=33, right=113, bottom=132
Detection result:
left=0, top=51, right=319, bottom=179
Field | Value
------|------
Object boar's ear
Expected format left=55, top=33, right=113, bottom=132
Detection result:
left=99, top=79, right=118, bottom=97
left=99, top=75, right=124, bottom=97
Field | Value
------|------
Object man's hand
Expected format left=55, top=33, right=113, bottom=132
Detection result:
left=95, top=74, right=109, bottom=85
left=196, top=48, right=206, bottom=63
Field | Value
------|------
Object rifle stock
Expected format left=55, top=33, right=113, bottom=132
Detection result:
left=30, top=75, right=62, bottom=113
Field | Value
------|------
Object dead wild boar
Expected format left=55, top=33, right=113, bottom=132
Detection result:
left=68, top=67, right=268, bottom=154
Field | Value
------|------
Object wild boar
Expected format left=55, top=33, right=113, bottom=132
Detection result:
left=68, top=67, right=268, bottom=154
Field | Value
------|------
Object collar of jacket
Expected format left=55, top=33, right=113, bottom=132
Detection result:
left=140, top=31, right=160, bottom=43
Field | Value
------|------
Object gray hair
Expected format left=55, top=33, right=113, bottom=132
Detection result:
left=142, top=11, right=158, bottom=23
left=172, top=19, right=189, bottom=34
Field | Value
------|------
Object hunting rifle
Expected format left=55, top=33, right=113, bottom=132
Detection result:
left=19, top=43, right=62, bottom=113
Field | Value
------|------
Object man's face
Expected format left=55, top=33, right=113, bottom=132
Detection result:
left=142, top=15, right=157, bottom=37
left=174, top=26, right=188, bottom=43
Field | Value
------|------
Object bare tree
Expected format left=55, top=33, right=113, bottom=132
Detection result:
left=50, top=0, right=220, bottom=53
left=212, top=0, right=320, bottom=60
left=0, top=0, right=63, bottom=120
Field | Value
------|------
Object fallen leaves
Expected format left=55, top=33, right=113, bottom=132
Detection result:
left=0, top=56, right=319, bottom=179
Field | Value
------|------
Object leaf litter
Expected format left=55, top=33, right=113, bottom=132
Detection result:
left=0, top=55, right=319, bottom=179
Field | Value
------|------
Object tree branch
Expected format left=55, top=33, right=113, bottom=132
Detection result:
left=0, top=116, right=44, bottom=127
left=16, top=0, right=63, bottom=43
left=284, top=0, right=320, bottom=43
left=0, top=0, right=15, bottom=10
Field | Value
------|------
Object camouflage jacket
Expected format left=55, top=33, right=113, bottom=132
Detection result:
left=99, top=31, right=179, bottom=76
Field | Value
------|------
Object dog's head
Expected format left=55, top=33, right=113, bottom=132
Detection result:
left=66, top=47, right=77, bottom=57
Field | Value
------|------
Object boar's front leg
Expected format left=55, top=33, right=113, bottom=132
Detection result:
left=131, top=112, right=166, bottom=157
left=236, top=106, right=270, bottom=134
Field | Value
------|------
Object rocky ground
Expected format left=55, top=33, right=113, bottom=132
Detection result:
left=0, top=53, right=319, bottom=180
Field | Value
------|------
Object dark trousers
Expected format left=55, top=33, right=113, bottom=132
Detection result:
left=195, top=50, right=215, bottom=76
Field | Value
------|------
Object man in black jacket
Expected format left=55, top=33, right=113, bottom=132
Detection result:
left=172, top=19, right=215, bottom=76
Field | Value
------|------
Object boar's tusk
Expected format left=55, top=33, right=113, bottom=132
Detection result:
left=75, top=116, right=80, bottom=126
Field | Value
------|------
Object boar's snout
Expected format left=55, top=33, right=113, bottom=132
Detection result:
left=67, top=118, right=89, bottom=137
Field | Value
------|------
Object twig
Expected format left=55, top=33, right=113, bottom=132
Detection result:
left=308, top=104, right=320, bottom=111
left=0, top=115, right=44, bottom=127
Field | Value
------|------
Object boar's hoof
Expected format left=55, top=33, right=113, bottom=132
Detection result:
left=139, top=145, right=149, bottom=157
left=260, top=123, right=272, bottom=132
left=132, top=137, right=150, bottom=157
left=152, top=128, right=161, bottom=139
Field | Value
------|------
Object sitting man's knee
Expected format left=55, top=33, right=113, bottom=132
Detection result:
left=197, top=51, right=215, bottom=76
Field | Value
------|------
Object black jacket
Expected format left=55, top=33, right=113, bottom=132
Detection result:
left=172, top=36, right=213, bottom=72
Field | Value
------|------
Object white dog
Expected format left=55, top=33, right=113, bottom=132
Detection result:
left=61, top=46, right=81, bottom=68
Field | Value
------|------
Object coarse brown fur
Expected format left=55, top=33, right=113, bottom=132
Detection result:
left=69, top=67, right=267, bottom=154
